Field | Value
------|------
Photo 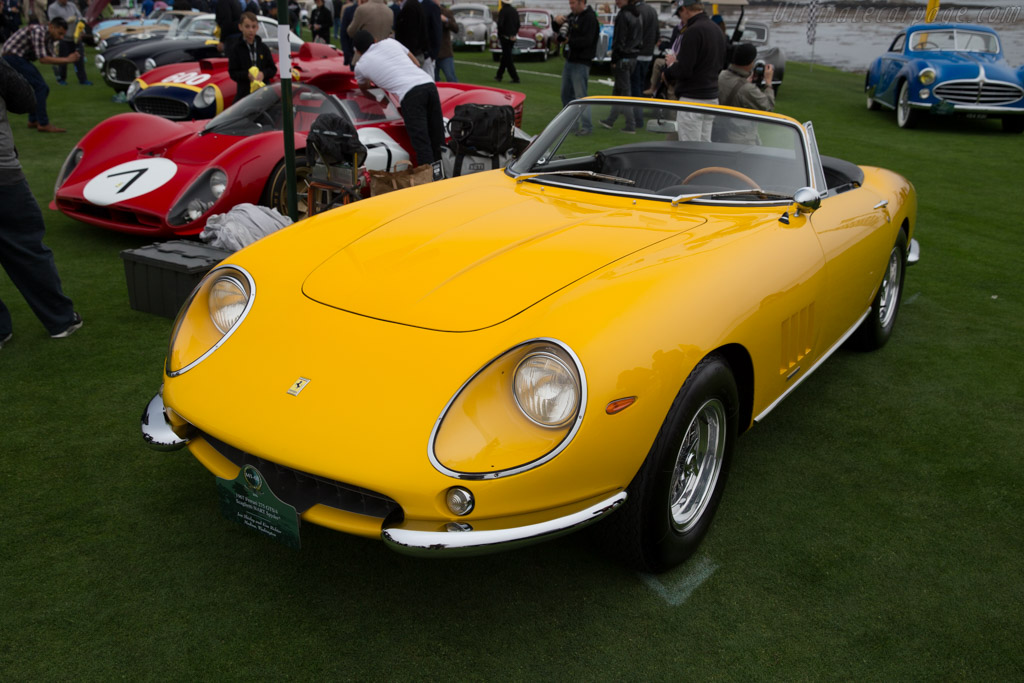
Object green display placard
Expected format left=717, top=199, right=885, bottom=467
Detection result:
left=216, top=465, right=301, bottom=549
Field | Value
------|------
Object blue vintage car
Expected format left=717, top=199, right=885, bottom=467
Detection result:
left=865, top=23, right=1024, bottom=132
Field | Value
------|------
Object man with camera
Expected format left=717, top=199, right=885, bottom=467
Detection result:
left=714, top=42, right=775, bottom=144
left=554, top=0, right=598, bottom=135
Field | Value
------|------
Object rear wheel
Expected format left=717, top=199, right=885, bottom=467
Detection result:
left=262, top=153, right=312, bottom=219
left=849, top=230, right=908, bottom=350
left=606, top=354, right=738, bottom=573
left=896, top=81, right=919, bottom=129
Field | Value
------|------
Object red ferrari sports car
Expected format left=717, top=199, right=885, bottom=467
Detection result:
left=127, top=42, right=353, bottom=121
left=52, top=81, right=525, bottom=238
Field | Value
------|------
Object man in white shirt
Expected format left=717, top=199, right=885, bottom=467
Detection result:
left=352, top=30, right=443, bottom=166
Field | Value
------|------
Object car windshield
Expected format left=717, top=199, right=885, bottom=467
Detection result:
left=177, top=16, right=218, bottom=39
left=202, top=83, right=350, bottom=137
left=520, top=11, right=550, bottom=27
left=508, top=99, right=811, bottom=203
left=453, top=7, right=487, bottom=19
left=908, top=29, right=999, bottom=53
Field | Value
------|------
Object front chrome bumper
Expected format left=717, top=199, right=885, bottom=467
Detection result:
left=141, top=387, right=188, bottom=451
left=381, top=492, right=627, bottom=557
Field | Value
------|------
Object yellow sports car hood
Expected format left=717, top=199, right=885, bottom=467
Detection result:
left=302, top=184, right=706, bottom=331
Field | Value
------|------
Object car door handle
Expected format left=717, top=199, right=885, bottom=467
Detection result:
left=873, top=200, right=889, bottom=210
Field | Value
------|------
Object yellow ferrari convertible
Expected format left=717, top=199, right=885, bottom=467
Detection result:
left=142, top=97, right=919, bottom=572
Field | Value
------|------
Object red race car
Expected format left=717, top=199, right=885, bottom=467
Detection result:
left=52, top=81, right=525, bottom=238
left=126, top=42, right=354, bottom=121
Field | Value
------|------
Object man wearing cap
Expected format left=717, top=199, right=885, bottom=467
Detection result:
left=351, top=30, right=444, bottom=166
left=714, top=42, right=774, bottom=144
left=663, top=0, right=725, bottom=141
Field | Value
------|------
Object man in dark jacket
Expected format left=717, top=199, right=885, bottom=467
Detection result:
left=395, top=0, right=428, bottom=65
left=554, top=0, right=597, bottom=134
left=599, top=0, right=640, bottom=132
left=227, top=11, right=277, bottom=104
left=631, top=0, right=658, bottom=107
left=216, top=0, right=242, bottom=54
left=493, top=0, right=519, bottom=83
left=664, top=0, right=725, bottom=140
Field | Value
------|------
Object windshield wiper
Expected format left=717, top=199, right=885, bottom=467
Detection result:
left=515, top=170, right=636, bottom=186
left=670, top=189, right=793, bottom=205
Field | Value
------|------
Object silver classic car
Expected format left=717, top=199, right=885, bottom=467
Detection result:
left=451, top=3, right=495, bottom=51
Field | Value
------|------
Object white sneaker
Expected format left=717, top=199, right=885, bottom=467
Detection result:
left=51, top=312, right=83, bottom=339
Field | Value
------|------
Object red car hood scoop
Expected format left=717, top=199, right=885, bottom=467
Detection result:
left=302, top=184, right=704, bottom=331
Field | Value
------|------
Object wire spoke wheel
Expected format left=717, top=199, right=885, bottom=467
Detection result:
left=669, top=399, right=727, bottom=533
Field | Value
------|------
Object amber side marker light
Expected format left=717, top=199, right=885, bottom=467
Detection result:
left=605, top=397, right=637, bottom=415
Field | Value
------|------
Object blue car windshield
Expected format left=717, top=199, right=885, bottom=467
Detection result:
left=908, top=29, right=999, bottom=53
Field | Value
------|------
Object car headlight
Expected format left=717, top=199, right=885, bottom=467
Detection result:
left=126, top=79, right=142, bottom=100
left=193, top=84, right=218, bottom=109
left=167, top=168, right=228, bottom=226
left=209, top=170, right=227, bottom=199
left=95, top=53, right=105, bottom=69
left=431, top=339, right=585, bottom=478
left=53, top=147, right=83, bottom=196
left=919, top=68, right=936, bottom=85
left=143, top=57, right=157, bottom=72
left=166, top=266, right=254, bottom=376
left=107, top=65, right=119, bottom=80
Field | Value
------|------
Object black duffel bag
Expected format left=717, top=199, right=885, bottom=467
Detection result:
left=307, top=113, right=367, bottom=167
left=447, top=104, right=516, bottom=156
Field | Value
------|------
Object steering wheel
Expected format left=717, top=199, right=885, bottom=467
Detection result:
left=915, top=40, right=939, bottom=50
left=682, top=166, right=759, bottom=189
left=255, top=111, right=276, bottom=127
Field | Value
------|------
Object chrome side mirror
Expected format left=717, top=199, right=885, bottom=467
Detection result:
left=792, top=187, right=821, bottom=217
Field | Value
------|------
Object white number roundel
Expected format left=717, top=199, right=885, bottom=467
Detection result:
left=83, top=158, right=178, bottom=206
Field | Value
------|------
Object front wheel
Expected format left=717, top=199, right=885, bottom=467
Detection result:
left=865, top=75, right=880, bottom=110
left=262, top=153, right=312, bottom=219
left=896, top=81, right=919, bottom=129
left=848, top=230, right=908, bottom=350
left=606, top=354, right=738, bottom=573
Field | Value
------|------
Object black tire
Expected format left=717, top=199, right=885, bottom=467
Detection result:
left=605, top=354, right=739, bottom=573
left=1002, top=116, right=1024, bottom=133
left=262, top=153, right=312, bottom=219
left=896, top=80, right=919, bottom=129
left=865, top=75, right=880, bottom=111
left=848, top=229, right=908, bottom=351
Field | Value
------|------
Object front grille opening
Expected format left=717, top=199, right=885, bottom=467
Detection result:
left=204, top=433, right=401, bottom=519
left=135, top=96, right=191, bottom=120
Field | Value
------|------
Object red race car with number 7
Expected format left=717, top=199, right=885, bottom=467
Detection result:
left=51, top=80, right=525, bottom=238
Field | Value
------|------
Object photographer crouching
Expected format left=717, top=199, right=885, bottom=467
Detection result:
left=714, top=42, right=774, bottom=144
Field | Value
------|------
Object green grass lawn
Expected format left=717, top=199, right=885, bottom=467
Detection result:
left=2, top=48, right=1023, bottom=679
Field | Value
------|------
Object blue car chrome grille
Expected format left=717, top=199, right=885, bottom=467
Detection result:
left=134, top=96, right=191, bottom=120
left=203, top=433, right=401, bottom=519
left=934, top=80, right=1024, bottom=105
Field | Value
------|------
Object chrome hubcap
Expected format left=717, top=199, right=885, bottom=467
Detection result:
left=878, top=246, right=902, bottom=328
left=669, top=398, right=726, bottom=532
left=898, top=85, right=910, bottom=125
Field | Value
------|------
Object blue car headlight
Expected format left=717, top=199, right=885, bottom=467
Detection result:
left=919, top=68, right=937, bottom=85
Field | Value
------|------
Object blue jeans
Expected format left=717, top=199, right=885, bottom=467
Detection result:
left=55, top=39, right=89, bottom=84
left=603, top=57, right=638, bottom=129
left=0, top=178, right=76, bottom=336
left=435, top=56, right=457, bottom=82
left=630, top=57, right=651, bottom=126
left=2, top=54, right=49, bottom=125
left=561, top=60, right=591, bottom=131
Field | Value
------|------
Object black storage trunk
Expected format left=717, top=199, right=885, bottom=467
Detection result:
left=120, top=240, right=232, bottom=318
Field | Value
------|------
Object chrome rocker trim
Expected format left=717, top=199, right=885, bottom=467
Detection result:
left=141, top=387, right=188, bottom=451
left=381, top=491, right=627, bottom=557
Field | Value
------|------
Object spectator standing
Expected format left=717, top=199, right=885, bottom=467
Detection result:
left=340, top=0, right=358, bottom=64
left=598, top=0, right=640, bottom=132
left=310, top=0, right=332, bottom=43
left=215, top=0, right=242, bottom=54
left=1, top=0, right=21, bottom=43
left=348, top=0, right=392, bottom=44
left=664, top=0, right=725, bottom=141
left=0, top=59, right=83, bottom=350
left=553, top=0, right=597, bottom=134
left=631, top=0, right=657, bottom=110
left=714, top=42, right=774, bottom=143
left=46, top=0, right=89, bottom=86
left=352, top=30, right=443, bottom=165
left=420, top=0, right=441, bottom=78
left=394, top=0, right=427, bottom=65
left=333, top=0, right=343, bottom=42
left=493, top=0, right=518, bottom=83
left=1, top=18, right=79, bottom=132
left=141, top=0, right=155, bottom=16
left=434, top=2, right=455, bottom=82
left=227, top=11, right=276, bottom=103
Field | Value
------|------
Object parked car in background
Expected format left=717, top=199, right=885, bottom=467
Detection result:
left=489, top=7, right=559, bottom=61
left=141, top=97, right=919, bottom=572
left=52, top=81, right=525, bottom=236
left=451, top=3, right=494, bottom=51
left=593, top=12, right=614, bottom=64
left=95, top=9, right=199, bottom=51
left=96, top=13, right=302, bottom=93
left=865, top=23, right=1024, bottom=131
